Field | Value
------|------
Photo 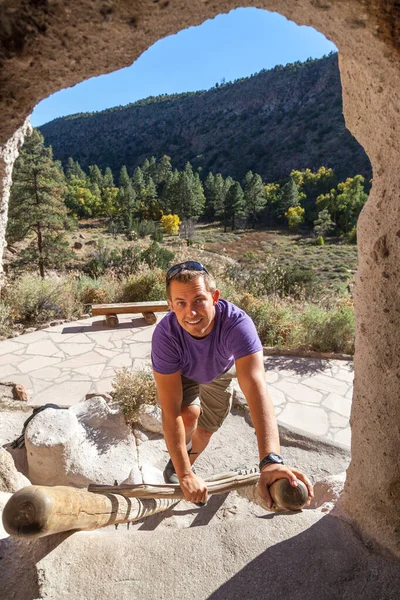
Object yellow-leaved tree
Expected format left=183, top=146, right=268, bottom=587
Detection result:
left=161, top=214, right=181, bottom=235
left=285, top=206, right=305, bottom=231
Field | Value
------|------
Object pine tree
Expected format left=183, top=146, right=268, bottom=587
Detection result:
left=132, top=166, right=145, bottom=191
left=243, top=170, right=254, bottom=189
left=213, top=173, right=226, bottom=217
left=276, top=177, right=300, bottom=221
left=65, top=158, right=86, bottom=184
left=203, top=172, right=216, bottom=220
left=216, top=176, right=233, bottom=231
left=174, top=165, right=205, bottom=222
left=141, top=158, right=151, bottom=179
left=103, top=167, right=114, bottom=188
left=145, top=156, right=157, bottom=182
left=118, top=165, right=137, bottom=231
left=7, top=129, right=74, bottom=277
left=132, top=166, right=147, bottom=208
left=138, top=177, right=162, bottom=220
left=244, top=173, right=266, bottom=228
left=225, top=181, right=245, bottom=230
left=154, top=155, right=172, bottom=198
left=88, top=165, right=103, bottom=190
left=161, top=169, right=179, bottom=214
left=313, top=208, right=335, bottom=238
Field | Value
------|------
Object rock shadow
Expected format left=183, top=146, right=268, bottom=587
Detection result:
left=208, top=515, right=400, bottom=600
left=0, top=531, right=73, bottom=600
left=2, top=442, right=29, bottom=477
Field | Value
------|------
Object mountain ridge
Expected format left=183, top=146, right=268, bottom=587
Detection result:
left=39, top=54, right=371, bottom=183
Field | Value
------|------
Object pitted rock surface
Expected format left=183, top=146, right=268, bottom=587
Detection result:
left=25, top=397, right=138, bottom=487
left=0, top=447, right=30, bottom=493
left=0, top=0, right=400, bottom=560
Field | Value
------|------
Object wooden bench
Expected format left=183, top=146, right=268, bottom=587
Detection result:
left=91, top=301, right=169, bottom=327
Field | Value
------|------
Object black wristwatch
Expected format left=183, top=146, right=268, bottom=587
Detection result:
left=259, top=453, right=284, bottom=471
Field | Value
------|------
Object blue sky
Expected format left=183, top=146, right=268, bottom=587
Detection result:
left=31, top=8, right=336, bottom=127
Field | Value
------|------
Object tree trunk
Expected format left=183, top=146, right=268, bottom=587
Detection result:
left=37, top=225, right=44, bottom=278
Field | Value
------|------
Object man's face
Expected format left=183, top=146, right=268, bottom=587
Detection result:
left=168, top=277, right=220, bottom=338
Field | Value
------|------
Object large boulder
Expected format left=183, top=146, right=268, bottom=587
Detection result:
left=0, top=448, right=30, bottom=493
left=25, top=397, right=138, bottom=487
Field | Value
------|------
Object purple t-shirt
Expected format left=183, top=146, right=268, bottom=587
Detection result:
left=151, top=299, right=262, bottom=384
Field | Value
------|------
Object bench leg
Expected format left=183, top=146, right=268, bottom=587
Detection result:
left=142, top=312, right=157, bottom=325
left=105, top=314, right=119, bottom=327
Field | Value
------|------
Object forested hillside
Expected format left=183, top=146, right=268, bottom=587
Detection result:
left=39, top=53, right=371, bottom=183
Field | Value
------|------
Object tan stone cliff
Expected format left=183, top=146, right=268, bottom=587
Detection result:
left=0, top=0, right=399, bottom=557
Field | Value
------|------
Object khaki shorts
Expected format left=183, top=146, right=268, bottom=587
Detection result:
left=181, top=367, right=235, bottom=433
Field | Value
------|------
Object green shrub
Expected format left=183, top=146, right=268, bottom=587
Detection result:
left=74, top=275, right=122, bottom=306
left=314, top=236, right=325, bottom=246
left=0, top=302, right=13, bottom=338
left=4, top=274, right=78, bottom=324
left=225, top=260, right=317, bottom=300
left=132, top=219, right=157, bottom=238
left=120, top=269, right=166, bottom=302
left=83, top=242, right=142, bottom=277
left=293, top=304, right=355, bottom=354
left=280, top=265, right=317, bottom=298
left=151, top=228, right=164, bottom=243
left=140, top=242, right=174, bottom=270
left=83, top=242, right=115, bottom=277
left=235, top=293, right=296, bottom=347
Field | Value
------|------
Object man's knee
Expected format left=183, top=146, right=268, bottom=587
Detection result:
left=181, top=404, right=200, bottom=428
left=195, top=426, right=214, bottom=442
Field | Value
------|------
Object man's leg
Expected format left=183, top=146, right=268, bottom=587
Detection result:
left=180, top=375, right=201, bottom=454
left=163, top=377, right=200, bottom=483
left=189, top=367, right=235, bottom=465
left=181, top=404, right=200, bottom=446
left=189, top=427, right=213, bottom=465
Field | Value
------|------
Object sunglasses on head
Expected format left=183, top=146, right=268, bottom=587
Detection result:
left=166, top=261, right=209, bottom=283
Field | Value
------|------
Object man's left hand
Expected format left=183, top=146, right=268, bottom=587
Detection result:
left=258, top=463, right=314, bottom=509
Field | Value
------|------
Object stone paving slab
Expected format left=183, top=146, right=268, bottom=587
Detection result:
left=264, top=356, right=353, bottom=447
left=0, top=314, right=353, bottom=448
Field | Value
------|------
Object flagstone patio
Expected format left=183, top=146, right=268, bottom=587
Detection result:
left=0, top=313, right=353, bottom=448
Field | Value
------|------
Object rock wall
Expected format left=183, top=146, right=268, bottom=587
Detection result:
left=0, top=117, right=31, bottom=282
left=1, top=0, right=400, bottom=557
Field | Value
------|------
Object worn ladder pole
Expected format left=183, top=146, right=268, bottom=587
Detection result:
left=2, top=469, right=308, bottom=539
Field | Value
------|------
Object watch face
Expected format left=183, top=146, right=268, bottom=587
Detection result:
left=269, top=453, right=282, bottom=462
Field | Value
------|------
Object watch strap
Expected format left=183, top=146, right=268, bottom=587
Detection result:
left=259, top=453, right=284, bottom=471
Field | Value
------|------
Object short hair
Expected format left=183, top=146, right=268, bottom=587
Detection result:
left=166, top=269, right=217, bottom=299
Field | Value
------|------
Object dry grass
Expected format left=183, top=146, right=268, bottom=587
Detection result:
left=201, top=226, right=357, bottom=291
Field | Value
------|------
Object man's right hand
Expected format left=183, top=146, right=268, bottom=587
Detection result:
left=179, top=471, right=208, bottom=504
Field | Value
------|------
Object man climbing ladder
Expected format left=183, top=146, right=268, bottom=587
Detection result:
left=151, top=261, right=313, bottom=507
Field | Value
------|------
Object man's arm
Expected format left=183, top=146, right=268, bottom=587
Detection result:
left=152, top=370, right=208, bottom=503
left=235, top=351, right=313, bottom=507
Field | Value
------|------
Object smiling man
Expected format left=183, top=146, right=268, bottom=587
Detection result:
left=151, top=261, right=313, bottom=507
